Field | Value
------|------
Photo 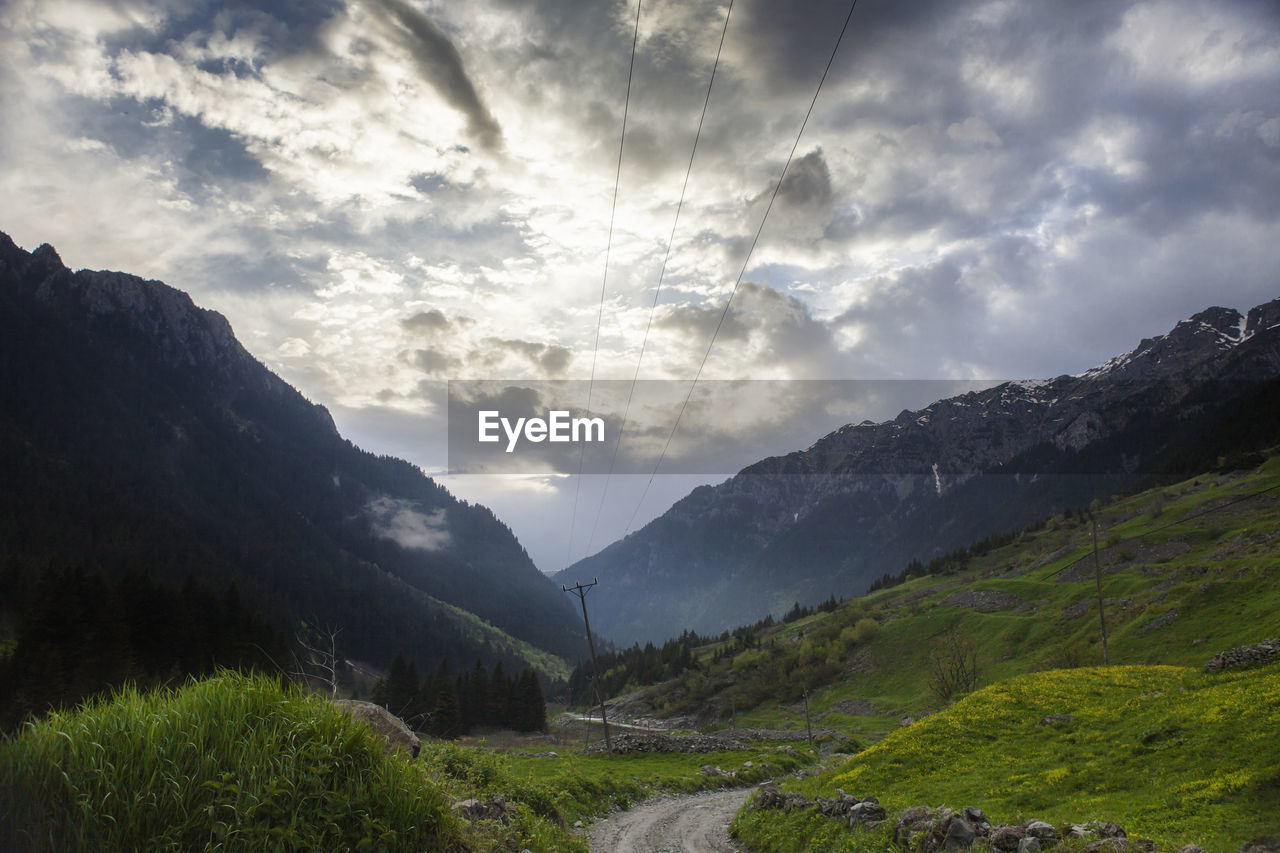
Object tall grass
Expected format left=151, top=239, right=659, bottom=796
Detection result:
left=733, top=664, right=1280, bottom=852
left=0, top=671, right=466, bottom=852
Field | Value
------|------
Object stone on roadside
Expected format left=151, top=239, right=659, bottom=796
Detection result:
left=331, top=699, right=420, bottom=758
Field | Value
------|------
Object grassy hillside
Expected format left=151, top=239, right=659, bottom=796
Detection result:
left=426, top=594, right=572, bottom=682
left=732, top=663, right=1280, bottom=851
left=609, top=454, right=1280, bottom=740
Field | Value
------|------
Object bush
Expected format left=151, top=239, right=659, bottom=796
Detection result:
left=0, top=671, right=466, bottom=853
left=852, top=617, right=879, bottom=644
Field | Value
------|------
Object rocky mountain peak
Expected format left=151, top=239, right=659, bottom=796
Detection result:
left=1, top=233, right=336, bottom=438
left=28, top=243, right=65, bottom=276
left=1246, top=296, right=1280, bottom=336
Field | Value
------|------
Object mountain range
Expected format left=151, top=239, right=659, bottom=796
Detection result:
left=0, top=232, right=583, bottom=680
left=6, top=226, right=1279, bottom=664
left=558, top=298, right=1280, bottom=644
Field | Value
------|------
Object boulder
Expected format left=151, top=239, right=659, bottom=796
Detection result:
left=991, top=825, right=1028, bottom=851
left=944, top=815, right=976, bottom=851
left=751, top=783, right=812, bottom=812
left=849, top=799, right=887, bottom=827
left=331, top=699, right=420, bottom=758
left=451, top=796, right=515, bottom=822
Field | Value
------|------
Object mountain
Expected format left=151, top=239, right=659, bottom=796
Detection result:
left=558, top=298, right=1280, bottom=644
left=0, top=232, right=583, bottom=679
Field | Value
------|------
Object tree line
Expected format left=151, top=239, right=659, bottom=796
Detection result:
left=372, top=653, right=546, bottom=737
left=0, top=565, right=287, bottom=732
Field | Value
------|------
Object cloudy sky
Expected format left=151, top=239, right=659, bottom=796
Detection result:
left=3, top=0, right=1279, bottom=572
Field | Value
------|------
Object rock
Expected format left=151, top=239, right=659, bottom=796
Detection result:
left=752, top=782, right=811, bottom=812
left=1039, top=714, right=1075, bottom=726
left=1067, top=820, right=1127, bottom=839
left=1084, top=839, right=1152, bottom=853
left=700, top=765, right=734, bottom=778
left=895, top=806, right=960, bottom=852
left=573, top=820, right=583, bottom=828
left=963, top=806, right=988, bottom=826
left=1018, top=839, right=1041, bottom=853
left=1241, top=839, right=1280, bottom=853
left=849, top=799, right=887, bottom=826
left=1093, top=821, right=1127, bottom=839
left=585, top=728, right=822, bottom=754
left=743, top=761, right=754, bottom=768
left=1175, top=846, right=1207, bottom=853
left=1025, top=819, right=1059, bottom=840
left=1138, top=609, right=1179, bottom=635
left=1205, top=639, right=1280, bottom=672
left=945, top=815, right=976, bottom=851
left=991, top=825, right=1028, bottom=851
left=941, top=588, right=1025, bottom=612
left=331, top=699, right=420, bottom=758
left=451, top=796, right=515, bottom=822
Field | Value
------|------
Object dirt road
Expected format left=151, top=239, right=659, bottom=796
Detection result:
left=587, top=787, right=751, bottom=853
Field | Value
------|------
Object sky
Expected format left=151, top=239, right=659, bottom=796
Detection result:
left=2, top=0, right=1279, bottom=573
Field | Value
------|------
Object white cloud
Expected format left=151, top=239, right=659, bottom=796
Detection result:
left=3, top=0, right=1280, bottom=569
left=1109, top=1, right=1280, bottom=88
left=946, top=116, right=1002, bottom=147
left=367, top=497, right=451, bottom=551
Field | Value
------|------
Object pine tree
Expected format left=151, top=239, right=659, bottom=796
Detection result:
left=487, top=661, right=508, bottom=729
left=429, top=660, right=462, bottom=738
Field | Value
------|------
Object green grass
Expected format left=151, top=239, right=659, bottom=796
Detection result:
left=0, top=671, right=578, bottom=852
left=0, top=669, right=816, bottom=852
left=503, top=743, right=814, bottom=820
left=732, top=664, right=1280, bottom=852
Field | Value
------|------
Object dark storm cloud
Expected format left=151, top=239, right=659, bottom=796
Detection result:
left=401, top=308, right=452, bottom=333
left=777, top=148, right=833, bottom=210
left=406, top=346, right=461, bottom=375
left=655, top=302, right=749, bottom=344
left=475, top=338, right=573, bottom=377
left=368, top=0, right=504, bottom=151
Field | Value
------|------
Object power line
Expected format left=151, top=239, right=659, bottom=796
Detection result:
left=625, top=0, right=862, bottom=534
left=585, top=0, right=736, bottom=555
left=565, top=0, right=643, bottom=571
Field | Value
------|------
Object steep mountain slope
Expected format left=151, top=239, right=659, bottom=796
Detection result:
left=560, top=298, right=1280, bottom=644
left=594, top=455, right=1280, bottom=727
left=0, top=232, right=582, bottom=675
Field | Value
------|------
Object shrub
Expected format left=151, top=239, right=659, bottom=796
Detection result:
left=0, top=671, right=466, bottom=853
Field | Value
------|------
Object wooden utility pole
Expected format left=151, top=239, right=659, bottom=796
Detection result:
left=1089, top=511, right=1110, bottom=666
left=803, top=689, right=813, bottom=747
left=563, top=578, right=611, bottom=753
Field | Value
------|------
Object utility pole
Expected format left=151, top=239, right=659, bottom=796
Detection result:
left=563, top=578, right=611, bottom=753
left=803, top=689, right=813, bottom=747
left=1088, top=510, right=1110, bottom=666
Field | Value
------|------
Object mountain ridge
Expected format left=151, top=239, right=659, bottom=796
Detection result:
left=0, top=231, right=582, bottom=678
left=558, top=296, right=1280, bottom=645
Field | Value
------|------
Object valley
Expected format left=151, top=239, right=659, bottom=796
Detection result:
left=1, top=233, right=1277, bottom=852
